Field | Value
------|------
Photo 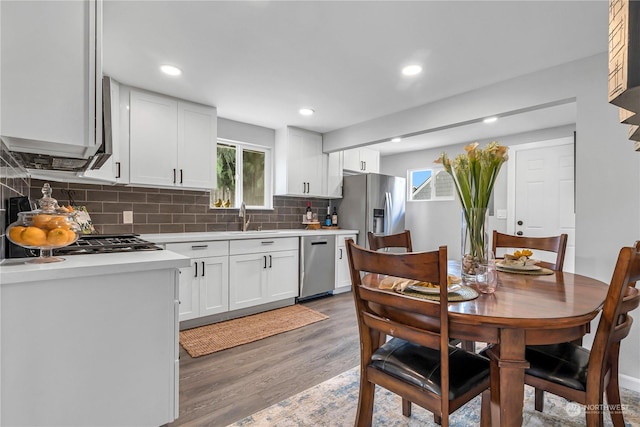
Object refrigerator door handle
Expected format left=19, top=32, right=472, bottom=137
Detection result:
left=384, top=192, right=393, bottom=235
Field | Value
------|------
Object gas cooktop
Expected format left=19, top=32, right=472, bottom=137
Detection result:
left=54, top=234, right=162, bottom=255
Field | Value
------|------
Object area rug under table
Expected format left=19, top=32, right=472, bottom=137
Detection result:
left=180, top=305, right=328, bottom=358
left=229, top=366, right=640, bottom=427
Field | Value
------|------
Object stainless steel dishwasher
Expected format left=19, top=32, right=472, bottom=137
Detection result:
left=299, top=234, right=336, bottom=301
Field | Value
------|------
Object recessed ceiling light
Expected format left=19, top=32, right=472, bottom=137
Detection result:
left=483, top=117, right=498, bottom=124
left=299, top=108, right=315, bottom=116
left=391, top=137, right=402, bottom=143
left=402, top=65, right=422, bottom=76
left=160, top=65, right=182, bottom=76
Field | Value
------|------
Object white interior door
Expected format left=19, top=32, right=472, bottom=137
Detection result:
left=510, top=137, right=575, bottom=272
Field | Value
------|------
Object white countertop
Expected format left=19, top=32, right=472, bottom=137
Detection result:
left=140, top=229, right=359, bottom=245
left=0, top=251, right=190, bottom=285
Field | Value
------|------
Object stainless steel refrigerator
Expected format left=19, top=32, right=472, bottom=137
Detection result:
left=338, top=173, right=406, bottom=248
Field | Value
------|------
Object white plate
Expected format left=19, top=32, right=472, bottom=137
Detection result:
left=496, top=261, right=542, bottom=271
left=407, top=283, right=462, bottom=294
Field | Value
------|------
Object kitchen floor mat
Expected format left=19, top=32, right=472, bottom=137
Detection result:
left=179, top=305, right=329, bottom=358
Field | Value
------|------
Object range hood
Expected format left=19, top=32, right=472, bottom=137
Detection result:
left=1, top=77, right=114, bottom=173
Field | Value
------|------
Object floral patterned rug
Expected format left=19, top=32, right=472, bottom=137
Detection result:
left=229, top=367, right=640, bottom=427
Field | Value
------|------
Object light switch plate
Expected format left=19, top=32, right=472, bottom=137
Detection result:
left=496, top=209, right=507, bottom=219
left=123, top=210, right=134, bottom=224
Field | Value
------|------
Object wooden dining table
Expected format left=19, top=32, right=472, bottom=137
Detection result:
left=362, top=261, right=610, bottom=427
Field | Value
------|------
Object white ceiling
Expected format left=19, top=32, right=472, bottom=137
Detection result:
left=103, top=1, right=608, bottom=155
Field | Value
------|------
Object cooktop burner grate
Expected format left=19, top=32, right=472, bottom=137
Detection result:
left=54, top=234, right=162, bottom=255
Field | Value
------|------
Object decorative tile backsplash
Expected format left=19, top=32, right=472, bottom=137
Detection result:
left=30, top=179, right=336, bottom=235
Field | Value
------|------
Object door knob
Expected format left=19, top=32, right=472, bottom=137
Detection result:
left=517, top=220, right=523, bottom=226
left=516, top=231, right=523, bottom=236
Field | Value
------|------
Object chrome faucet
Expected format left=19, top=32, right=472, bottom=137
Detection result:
left=239, top=202, right=250, bottom=231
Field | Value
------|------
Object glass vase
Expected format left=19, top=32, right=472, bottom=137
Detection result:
left=461, top=208, right=489, bottom=283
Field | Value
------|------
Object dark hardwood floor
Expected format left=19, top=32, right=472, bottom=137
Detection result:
left=169, top=292, right=360, bottom=427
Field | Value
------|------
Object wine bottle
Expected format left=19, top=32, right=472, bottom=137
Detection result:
left=332, top=207, right=338, bottom=226
left=306, top=202, right=313, bottom=221
left=325, top=206, right=332, bottom=226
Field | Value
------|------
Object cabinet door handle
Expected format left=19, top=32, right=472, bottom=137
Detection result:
left=364, top=161, right=367, bottom=171
left=269, top=255, right=272, bottom=268
left=261, top=241, right=275, bottom=245
left=201, top=261, right=205, bottom=277
left=194, top=262, right=198, bottom=277
left=191, top=245, right=208, bottom=250
left=116, top=162, right=121, bottom=179
left=339, top=248, right=343, bottom=259
left=263, top=255, right=267, bottom=269
left=180, top=169, right=184, bottom=184
left=173, top=168, right=177, bottom=184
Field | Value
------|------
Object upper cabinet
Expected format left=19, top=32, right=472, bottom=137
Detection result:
left=275, top=127, right=327, bottom=197
left=129, top=90, right=217, bottom=190
left=0, top=0, right=103, bottom=157
left=343, top=147, right=380, bottom=173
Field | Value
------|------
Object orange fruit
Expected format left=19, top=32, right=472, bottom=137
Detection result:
left=32, top=214, right=53, bottom=228
left=20, top=226, right=48, bottom=246
left=8, top=225, right=26, bottom=244
left=47, top=228, right=69, bottom=246
left=47, top=215, right=72, bottom=230
left=63, top=229, right=78, bottom=244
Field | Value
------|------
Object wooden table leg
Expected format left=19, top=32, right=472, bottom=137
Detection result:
left=486, top=329, right=529, bottom=427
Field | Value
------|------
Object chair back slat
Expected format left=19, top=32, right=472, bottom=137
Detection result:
left=368, top=230, right=413, bottom=252
left=361, top=312, right=442, bottom=350
left=492, top=230, right=568, bottom=271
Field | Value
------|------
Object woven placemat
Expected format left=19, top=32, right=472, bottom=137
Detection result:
left=497, top=266, right=554, bottom=275
left=399, top=285, right=479, bottom=302
left=179, top=305, right=328, bottom=358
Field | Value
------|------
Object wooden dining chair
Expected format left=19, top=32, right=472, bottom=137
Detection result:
left=523, top=242, right=640, bottom=426
left=345, top=239, right=491, bottom=427
left=492, top=230, right=568, bottom=271
left=367, top=230, right=413, bottom=252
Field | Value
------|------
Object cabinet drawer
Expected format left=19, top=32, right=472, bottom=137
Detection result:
left=230, top=237, right=299, bottom=255
left=166, top=241, right=228, bottom=258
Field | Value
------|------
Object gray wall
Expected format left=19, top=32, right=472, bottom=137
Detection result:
left=331, top=54, right=640, bottom=387
left=218, top=117, right=275, bottom=148
left=381, top=125, right=576, bottom=256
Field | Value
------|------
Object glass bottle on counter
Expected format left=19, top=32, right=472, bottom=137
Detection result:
left=331, top=207, right=338, bottom=226
left=325, top=206, right=332, bottom=226
left=306, top=201, right=313, bottom=221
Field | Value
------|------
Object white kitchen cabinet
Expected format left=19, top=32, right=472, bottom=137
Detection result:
left=275, top=127, right=327, bottom=197
left=327, top=151, right=344, bottom=198
left=1, top=266, right=180, bottom=426
left=343, top=147, right=380, bottom=173
left=229, top=237, right=299, bottom=310
left=335, top=234, right=357, bottom=294
left=0, top=0, right=103, bottom=157
left=129, top=90, right=216, bottom=190
left=166, top=242, right=229, bottom=321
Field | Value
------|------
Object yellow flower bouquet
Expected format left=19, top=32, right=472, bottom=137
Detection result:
left=435, top=141, right=509, bottom=277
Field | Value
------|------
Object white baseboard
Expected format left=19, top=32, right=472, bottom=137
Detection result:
left=620, top=373, right=640, bottom=393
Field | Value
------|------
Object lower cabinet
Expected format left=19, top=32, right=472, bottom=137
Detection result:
left=335, top=234, right=357, bottom=294
left=166, top=241, right=229, bottom=322
left=229, top=237, right=299, bottom=311
left=169, top=237, right=300, bottom=321
left=178, top=256, right=229, bottom=321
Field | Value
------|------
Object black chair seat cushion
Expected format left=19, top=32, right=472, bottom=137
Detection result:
left=370, top=338, right=490, bottom=400
left=525, top=342, right=590, bottom=391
